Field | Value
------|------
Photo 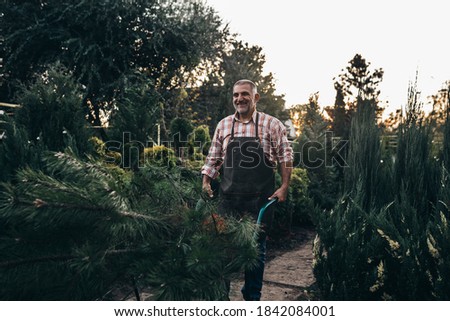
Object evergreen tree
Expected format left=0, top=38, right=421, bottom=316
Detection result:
left=325, top=54, right=384, bottom=139
left=1, top=0, right=225, bottom=137
left=107, top=72, right=161, bottom=146
left=0, top=115, right=46, bottom=182
left=188, top=125, right=211, bottom=157
left=313, top=98, right=386, bottom=300
left=14, top=63, right=92, bottom=155
left=170, top=117, right=194, bottom=158
left=426, top=81, right=449, bottom=137
left=314, top=80, right=449, bottom=300
left=0, top=63, right=91, bottom=181
left=344, top=98, right=383, bottom=210
left=427, top=89, right=450, bottom=298
left=290, top=94, right=338, bottom=210
left=0, top=151, right=259, bottom=300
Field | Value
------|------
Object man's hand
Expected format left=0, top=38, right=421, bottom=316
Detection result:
left=202, top=175, right=214, bottom=198
left=269, top=185, right=289, bottom=202
left=202, top=182, right=214, bottom=198
left=270, top=161, right=292, bottom=202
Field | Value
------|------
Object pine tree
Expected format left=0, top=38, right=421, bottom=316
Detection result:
left=14, top=63, right=92, bottom=155
left=0, top=151, right=259, bottom=300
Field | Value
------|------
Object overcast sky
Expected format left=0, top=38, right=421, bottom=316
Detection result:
left=206, top=0, right=450, bottom=114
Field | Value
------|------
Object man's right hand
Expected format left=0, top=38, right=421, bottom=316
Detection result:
left=202, top=175, right=214, bottom=198
left=202, top=183, right=214, bottom=198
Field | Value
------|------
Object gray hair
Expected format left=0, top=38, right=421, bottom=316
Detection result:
left=233, top=79, right=258, bottom=95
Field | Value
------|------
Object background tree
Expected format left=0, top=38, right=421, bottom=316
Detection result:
left=1, top=62, right=93, bottom=181
left=14, top=63, right=92, bottom=154
left=290, top=94, right=338, bottom=209
left=169, top=117, right=193, bottom=158
left=313, top=79, right=450, bottom=300
left=1, top=0, right=225, bottom=138
left=192, top=39, right=288, bottom=133
left=0, top=116, right=46, bottom=182
left=188, top=125, right=211, bottom=157
left=107, top=72, right=161, bottom=145
left=325, top=54, right=384, bottom=139
left=427, top=81, right=450, bottom=136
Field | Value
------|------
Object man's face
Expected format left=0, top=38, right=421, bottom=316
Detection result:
left=233, top=83, right=259, bottom=116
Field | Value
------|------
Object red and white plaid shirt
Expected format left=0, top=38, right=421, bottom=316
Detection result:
left=201, top=110, right=293, bottom=179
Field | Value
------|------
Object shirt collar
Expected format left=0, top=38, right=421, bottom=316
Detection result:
left=234, top=109, right=258, bottom=124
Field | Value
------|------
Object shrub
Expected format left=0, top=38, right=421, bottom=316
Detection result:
left=270, top=167, right=315, bottom=239
left=143, top=145, right=176, bottom=168
left=313, top=92, right=450, bottom=300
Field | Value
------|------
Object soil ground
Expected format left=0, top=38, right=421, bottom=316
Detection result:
left=229, top=226, right=317, bottom=301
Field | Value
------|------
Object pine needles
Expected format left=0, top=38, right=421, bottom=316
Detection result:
left=313, top=90, right=450, bottom=300
left=0, top=151, right=259, bottom=300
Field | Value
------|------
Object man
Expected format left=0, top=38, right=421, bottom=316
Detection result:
left=201, top=79, right=293, bottom=300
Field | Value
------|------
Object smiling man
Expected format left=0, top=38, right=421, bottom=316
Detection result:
left=201, top=79, right=293, bottom=301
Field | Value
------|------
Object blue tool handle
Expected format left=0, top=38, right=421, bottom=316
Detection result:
left=256, top=198, right=278, bottom=225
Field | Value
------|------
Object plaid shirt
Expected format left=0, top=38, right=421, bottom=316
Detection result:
left=201, top=110, right=293, bottom=179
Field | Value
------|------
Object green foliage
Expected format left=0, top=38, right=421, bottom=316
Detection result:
left=326, top=54, right=384, bottom=139
left=426, top=93, right=450, bottom=299
left=0, top=115, right=46, bottom=181
left=314, top=81, right=450, bottom=300
left=108, top=73, right=161, bottom=145
left=393, top=83, right=439, bottom=218
left=289, top=168, right=315, bottom=225
left=1, top=0, right=226, bottom=131
left=14, top=63, right=92, bottom=155
left=183, top=124, right=211, bottom=170
left=313, top=99, right=385, bottom=299
left=314, top=187, right=436, bottom=300
left=290, top=94, right=340, bottom=210
left=271, top=168, right=315, bottom=238
left=428, top=204, right=450, bottom=299
left=170, top=117, right=194, bottom=157
left=189, top=125, right=211, bottom=156
left=0, top=152, right=259, bottom=300
left=371, top=195, right=435, bottom=300
left=89, top=136, right=122, bottom=166
left=313, top=193, right=382, bottom=300
left=142, top=146, right=176, bottom=168
left=345, top=99, right=384, bottom=209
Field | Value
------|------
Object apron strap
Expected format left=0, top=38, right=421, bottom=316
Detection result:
left=255, top=112, right=259, bottom=139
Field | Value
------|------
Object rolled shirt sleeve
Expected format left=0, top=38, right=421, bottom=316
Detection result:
left=273, top=120, right=293, bottom=164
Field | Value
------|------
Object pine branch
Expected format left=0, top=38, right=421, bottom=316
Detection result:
left=0, top=248, right=147, bottom=269
left=29, top=198, right=157, bottom=221
left=0, top=254, right=77, bottom=268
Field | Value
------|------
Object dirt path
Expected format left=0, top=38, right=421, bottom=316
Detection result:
left=229, top=226, right=317, bottom=301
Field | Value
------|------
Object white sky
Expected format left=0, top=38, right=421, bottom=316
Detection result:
left=205, top=0, right=450, bottom=114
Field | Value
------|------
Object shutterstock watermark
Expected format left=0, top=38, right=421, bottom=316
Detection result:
left=293, top=131, right=349, bottom=169
left=102, top=131, right=349, bottom=169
